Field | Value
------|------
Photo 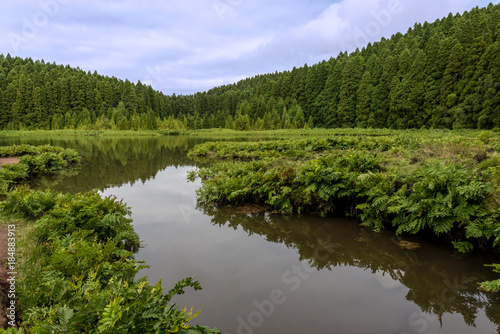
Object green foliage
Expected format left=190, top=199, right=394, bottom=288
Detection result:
left=189, top=131, right=500, bottom=251
left=0, top=145, right=80, bottom=195
left=452, top=241, right=474, bottom=254
left=1, top=188, right=219, bottom=333
left=479, top=264, right=500, bottom=292
left=0, top=144, right=75, bottom=157
left=0, top=329, right=26, bottom=334
left=387, top=163, right=492, bottom=236
left=478, top=130, right=492, bottom=144
left=189, top=130, right=500, bottom=292
left=0, top=144, right=218, bottom=333
left=2, top=4, right=500, bottom=131
left=479, top=278, right=500, bottom=292
left=188, top=133, right=420, bottom=162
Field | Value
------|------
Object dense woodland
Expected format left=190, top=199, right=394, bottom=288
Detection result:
left=0, top=3, right=500, bottom=130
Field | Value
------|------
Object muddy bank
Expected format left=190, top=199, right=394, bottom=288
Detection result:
left=0, top=158, right=19, bottom=169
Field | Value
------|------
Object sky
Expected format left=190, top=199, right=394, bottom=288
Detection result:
left=1, top=0, right=496, bottom=95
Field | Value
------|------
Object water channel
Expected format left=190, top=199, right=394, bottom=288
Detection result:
left=1, top=135, right=499, bottom=334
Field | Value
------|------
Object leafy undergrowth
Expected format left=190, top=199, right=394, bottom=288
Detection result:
left=480, top=264, right=500, bottom=292
left=0, top=145, right=219, bottom=333
left=188, top=130, right=500, bottom=291
left=0, top=145, right=80, bottom=196
left=0, top=189, right=218, bottom=333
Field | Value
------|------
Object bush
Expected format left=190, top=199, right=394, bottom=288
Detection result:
left=0, top=145, right=219, bottom=332
left=1, top=188, right=219, bottom=333
left=0, top=145, right=80, bottom=195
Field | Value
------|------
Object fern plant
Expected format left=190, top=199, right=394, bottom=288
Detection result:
left=2, top=188, right=220, bottom=333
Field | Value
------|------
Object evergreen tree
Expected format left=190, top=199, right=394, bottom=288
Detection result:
left=371, top=55, right=396, bottom=128
left=406, top=49, right=428, bottom=128
left=33, top=86, right=43, bottom=126
left=440, top=43, right=465, bottom=106
left=356, top=71, right=373, bottom=128
left=337, top=55, right=365, bottom=127
left=292, top=105, right=305, bottom=129
left=0, top=3, right=499, bottom=130
left=59, top=78, right=71, bottom=114
left=322, top=57, right=345, bottom=127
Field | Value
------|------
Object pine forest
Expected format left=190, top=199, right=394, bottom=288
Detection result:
left=0, top=3, right=499, bottom=131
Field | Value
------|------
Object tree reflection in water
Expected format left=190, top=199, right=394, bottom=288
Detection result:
left=197, top=203, right=500, bottom=331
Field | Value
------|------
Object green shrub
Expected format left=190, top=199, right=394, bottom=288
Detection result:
left=0, top=145, right=80, bottom=195
left=480, top=264, right=500, bottom=292
left=189, top=136, right=500, bottom=252
left=0, top=145, right=218, bottom=332
left=2, top=188, right=219, bottom=333
left=479, top=130, right=492, bottom=144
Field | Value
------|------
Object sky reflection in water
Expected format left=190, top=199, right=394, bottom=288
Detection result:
left=0, top=135, right=498, bottom=334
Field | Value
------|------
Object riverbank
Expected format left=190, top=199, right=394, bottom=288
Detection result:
left=1, top=127, right=493, bottom=139
left=0, top=130, right=173, bottom=137
left=0, top=144, right=219, bottom=333
left=187, top=129, right=500, bottom=291
left=0, top=159, right=19, bottom=169
left=0, top=145, right=82, bottom=332
left=0, top=188, right=217, bottom=333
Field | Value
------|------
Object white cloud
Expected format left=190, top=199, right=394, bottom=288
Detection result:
left=0, top=0, right=497, bottom=94
left=172, top=75, right=248, bottom=91
left=292, top=3, right=350, bottom=40
left=274, top=0, right=494, bottom=64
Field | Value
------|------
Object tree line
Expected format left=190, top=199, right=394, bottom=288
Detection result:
left=0, top=3, right=499, bottom=130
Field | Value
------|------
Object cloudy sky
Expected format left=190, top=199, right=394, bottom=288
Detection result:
left=1, top=0, right=496, bottom=95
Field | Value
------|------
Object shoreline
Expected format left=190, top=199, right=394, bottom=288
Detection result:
left=0, top=158, right=20, bottom=169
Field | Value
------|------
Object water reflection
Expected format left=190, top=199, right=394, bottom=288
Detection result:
left=0, top=136, right=209, bottom=192
left=195, top=205, right=500, bottom=333
left=0, top=135, right=498, bottom=333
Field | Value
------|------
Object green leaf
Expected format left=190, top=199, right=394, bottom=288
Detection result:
left=465, top=223, right=483, bottom=239
left=452, top=241, right=473, bottom=254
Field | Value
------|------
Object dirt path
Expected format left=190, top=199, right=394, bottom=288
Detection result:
left=0, top=158, right=20, bottom=169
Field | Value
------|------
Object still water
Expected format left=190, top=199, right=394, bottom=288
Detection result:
left=1, top=135, right=500, bottom=334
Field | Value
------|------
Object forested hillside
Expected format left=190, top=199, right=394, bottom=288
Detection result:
left=0, top=3, right=499, bottom=130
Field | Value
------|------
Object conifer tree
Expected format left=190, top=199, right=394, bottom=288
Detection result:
left=337, top=55, right=364, bottom=127
left=356, top=71, right=373, bottom=128
left=322, top=57, right=345, bottom=127
left=0, top=3, right=500, bottom=130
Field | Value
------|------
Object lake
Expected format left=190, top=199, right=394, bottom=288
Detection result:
left=1, top=135, right=499, bottom=334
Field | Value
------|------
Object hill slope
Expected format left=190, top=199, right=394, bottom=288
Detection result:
left=0, top=3, right=499, bottom=130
